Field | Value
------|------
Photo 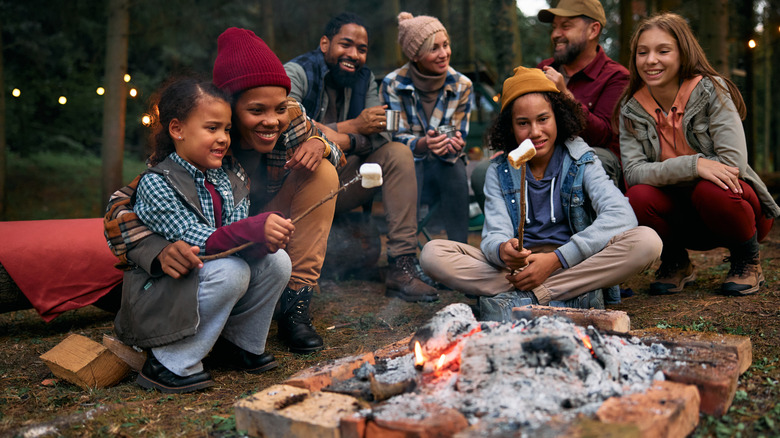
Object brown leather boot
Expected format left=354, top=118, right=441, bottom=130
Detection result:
left=721, top=234, right=764, bottom=296
left=385, top=255, right=439, bottom=302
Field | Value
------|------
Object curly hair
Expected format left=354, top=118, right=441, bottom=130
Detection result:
left=147, top=77, right=231, bottom=166
left=487, top=91, right=586, bottom=155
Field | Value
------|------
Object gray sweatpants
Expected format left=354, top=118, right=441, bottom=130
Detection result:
left=153, top=251, right=291, bottom=376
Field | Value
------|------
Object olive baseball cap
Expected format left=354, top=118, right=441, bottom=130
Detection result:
left=537, top=0, right=606, bottom=28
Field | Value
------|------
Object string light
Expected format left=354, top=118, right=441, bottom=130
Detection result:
left=748, top=39, right=757, bottom=49
left=96, top=87, right=105, bottom=95
left=58, top=96, right=67, bottom=105
left=141, top=114, right=151, bottom=126
left=129, top=88, right=138, bottom=97
left=124, top=74, right=131, bottom=82
left=12, top=88, right=21, bottom=97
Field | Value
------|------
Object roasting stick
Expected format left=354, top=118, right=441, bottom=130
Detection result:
left=507, top=139, right=536, bottom=253
left=200, top=163, right=384, bottom=261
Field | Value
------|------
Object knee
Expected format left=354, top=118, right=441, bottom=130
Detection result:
left=420, top=240, right=448, bottom=275
left=203, top=258, right=252, bottom=301
left=313, top=160, right=339, bottom=190
left=631, top=226, right=663, bottom=264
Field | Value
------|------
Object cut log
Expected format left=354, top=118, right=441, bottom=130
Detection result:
left=234, top=384, right=365, bottom=438
left=597, top=380, right=701, bottom=438
left=102, top=334, right=146, bottom=372
left=631, top=328, right=752, bottom=375
left=285, top=352, right=375, bottom=392
left=39, top=334, right=130, bottom=389
left=512, top=305, right=631, bottom=333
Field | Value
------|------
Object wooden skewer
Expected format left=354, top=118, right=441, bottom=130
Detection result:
left=518, top=163, right=527, bottom=248
left=200, top=174, right=361, bottom=261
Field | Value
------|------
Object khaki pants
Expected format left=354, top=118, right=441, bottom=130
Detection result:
left=335, top=142, right=418, bottom=258
left=420, top=226, right=661, bottom=304
left=265, top=161, right=339, bottom=290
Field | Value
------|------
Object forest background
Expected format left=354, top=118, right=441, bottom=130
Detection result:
left=1, top=0, right=780, bottom=221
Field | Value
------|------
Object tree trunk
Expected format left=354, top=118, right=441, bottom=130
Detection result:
left=260, top=0, right=275, bottom=49
left=100, top=0, right=130, bottom=205
left=619, top=0, right=634, bottom=68
left=490, top=0, right=521, bottom=88
left=734, top=0, right=756, bottom=166
left=699, top=0, right=729, bottom=77
left=0, top=20, right=6, bottom=220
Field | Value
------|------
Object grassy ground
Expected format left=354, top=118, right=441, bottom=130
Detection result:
left=0, top=153, right=778, bottom=437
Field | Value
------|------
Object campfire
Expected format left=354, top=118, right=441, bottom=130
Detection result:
left=235, top=304, right=749, bottom=437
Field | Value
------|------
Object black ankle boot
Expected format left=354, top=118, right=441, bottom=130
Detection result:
left=277, top=286, right=324, bottom=354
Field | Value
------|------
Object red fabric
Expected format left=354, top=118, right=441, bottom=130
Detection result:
left=0, top=218, right=123, bottom=322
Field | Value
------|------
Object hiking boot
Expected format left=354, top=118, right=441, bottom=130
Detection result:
left=385, top=255, right=439, bottom=302
left=721, top=256, right=764, bottom=296
left=649, top=259, right=696, bottom=295
left=409, top=256, right=440, bottom=288
left=277, top=286, right=324, bottom=354
left=549, top=289, right=605, bottom=309
left=478, top=290, right=537, bottom=322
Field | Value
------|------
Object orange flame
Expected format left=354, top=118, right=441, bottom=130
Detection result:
left=436, top=354, right=446, bottom=370
left=574, top=327, right=596, bottom=358
left=414, top=341, right=425, bottom=367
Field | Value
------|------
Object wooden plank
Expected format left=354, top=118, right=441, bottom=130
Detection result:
left=102, top=334, right=146, bottom=372
left=234, top=384, right=364, bottom=438
left=597, top=380, right=700, bottom=438
left=512, top=305, right=631, bottom=333
left=631, top=328, right=752, bottom=374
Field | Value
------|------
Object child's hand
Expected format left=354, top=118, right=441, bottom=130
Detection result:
left=500, top=238, right=531, bottom=271
left=264, top=214, right=294, bottom=253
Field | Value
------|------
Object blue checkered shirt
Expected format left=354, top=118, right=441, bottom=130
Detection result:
left=134, top=152, right=249, bottom=253
left=380, top=63, right=473, bottom=162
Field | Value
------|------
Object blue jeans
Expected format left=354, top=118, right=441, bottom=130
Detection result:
left=153, top=251, right=291, bottom=376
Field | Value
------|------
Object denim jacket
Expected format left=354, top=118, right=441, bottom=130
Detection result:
left=480, top=137, right=638, bottom=302
left=481, top=137, right=637, bottom=300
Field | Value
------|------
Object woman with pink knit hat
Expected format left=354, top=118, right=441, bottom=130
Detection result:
left=380, top=12, right=473, bottom=245
left=105, top=28, right=342, bottom=355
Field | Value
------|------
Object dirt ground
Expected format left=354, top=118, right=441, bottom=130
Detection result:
left=1, top=224, right=779, bottom=437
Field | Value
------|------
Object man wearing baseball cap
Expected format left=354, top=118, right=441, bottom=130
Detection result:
left=537, top=0, right=628, bottom=190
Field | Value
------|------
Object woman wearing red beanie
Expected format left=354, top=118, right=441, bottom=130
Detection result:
left=105, top=28, right=344, bottom=355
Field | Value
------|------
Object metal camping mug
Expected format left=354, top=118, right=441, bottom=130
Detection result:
left=384, top=109, right=400, bottom=132
left=436, top=125, right=456, bottom=138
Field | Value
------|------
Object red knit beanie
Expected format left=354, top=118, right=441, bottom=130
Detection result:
left=212, top=27, right=291, bottom=96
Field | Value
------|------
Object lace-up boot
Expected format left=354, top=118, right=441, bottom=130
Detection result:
left=385, top=255, right=439, bottom=302
left=277, top=286, right=324, bottom=354
left=722, top=234, right=763, bottom=296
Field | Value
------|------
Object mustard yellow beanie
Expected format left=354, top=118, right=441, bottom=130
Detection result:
left=500, top=66, right=560, bottom=112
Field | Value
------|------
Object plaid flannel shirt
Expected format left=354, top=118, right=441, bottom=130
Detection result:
left=134, top=153, right=249, bottom=254
left=380, top=63, right=473, bottom=163
left=104, top=98, right=340, bottom=266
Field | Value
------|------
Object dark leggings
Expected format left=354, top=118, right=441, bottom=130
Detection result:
left=416, top=155, right=469, bottom=243
left=627, top=180, right=773, bottom=258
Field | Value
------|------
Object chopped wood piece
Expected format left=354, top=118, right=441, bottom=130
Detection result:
left=39, top=334, right=129, bottom=389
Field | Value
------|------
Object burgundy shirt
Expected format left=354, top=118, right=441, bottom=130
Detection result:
left=538, top=46, right=628, bottom=159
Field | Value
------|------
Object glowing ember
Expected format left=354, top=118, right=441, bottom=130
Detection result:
left=575, top=327, right=596, bottom=358
left=414, top=341, right=425, bottom=368
left=436, top=354, right=446, bottom=370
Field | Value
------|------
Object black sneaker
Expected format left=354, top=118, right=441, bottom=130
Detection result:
left=137, top=354, right=214, bottom=394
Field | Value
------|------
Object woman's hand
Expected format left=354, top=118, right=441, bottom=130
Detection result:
left=697, top=157, right=742, bottom=194
left=286, top=138, right=325, bottom=171
left=264, top=214, right=294, bottom=253
left=500, top=238, right=531, bottom=271
left=505, top=252, right=562, bottom=291
left=425, top=129, right=456, bottom=156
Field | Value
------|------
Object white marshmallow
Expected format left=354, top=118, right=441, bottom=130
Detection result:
left=507, top=139, right=536, bottom=169
left=359, top=163, right=383, bottom=188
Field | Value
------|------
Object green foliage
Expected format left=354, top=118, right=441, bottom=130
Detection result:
left=4, top=151, right=147, bottom=220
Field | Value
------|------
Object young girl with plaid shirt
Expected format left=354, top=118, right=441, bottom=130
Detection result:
left=118, top=77, right=292, bottom=393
